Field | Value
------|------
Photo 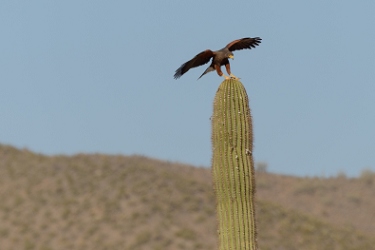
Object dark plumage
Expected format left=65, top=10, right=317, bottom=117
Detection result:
left=174, top=37, right=261, bottom=80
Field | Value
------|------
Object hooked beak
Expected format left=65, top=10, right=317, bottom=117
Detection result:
left=228, top=55, right=234, bottom=59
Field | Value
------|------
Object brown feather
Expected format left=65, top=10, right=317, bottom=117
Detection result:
left=226, top=37, right=262, bottom=52
left=174, top=50, right=214, bottom=79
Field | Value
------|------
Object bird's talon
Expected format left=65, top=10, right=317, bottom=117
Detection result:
left=229, top=74, right=240, bottom=80
left=230, top=76, right=240, bottom=80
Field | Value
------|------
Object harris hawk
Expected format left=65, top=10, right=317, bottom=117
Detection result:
left=174, top=37, right=261, bottom=80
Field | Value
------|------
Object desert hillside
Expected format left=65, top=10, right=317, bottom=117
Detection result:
left=0, top=144, right=374, bottom=250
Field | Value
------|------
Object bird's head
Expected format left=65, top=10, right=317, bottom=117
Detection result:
left=227, top=52, right=234, bottom=60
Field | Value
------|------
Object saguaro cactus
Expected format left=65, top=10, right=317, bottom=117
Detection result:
left=211, top=79, right=257, bottom=250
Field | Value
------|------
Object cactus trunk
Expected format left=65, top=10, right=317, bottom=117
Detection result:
left=212, top=79, right=257, bottom=250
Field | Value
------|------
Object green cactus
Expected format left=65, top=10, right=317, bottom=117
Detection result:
left=212, top=79, right=257, bottom=250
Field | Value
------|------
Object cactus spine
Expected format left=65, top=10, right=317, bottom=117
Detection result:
left=212, top=79, right=257, bottom=250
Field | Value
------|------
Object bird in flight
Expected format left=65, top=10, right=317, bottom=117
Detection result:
left=174, top=37, right=261, bottom=80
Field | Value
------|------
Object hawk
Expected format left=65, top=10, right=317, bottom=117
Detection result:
left=174, top=37, right=261, bottom=80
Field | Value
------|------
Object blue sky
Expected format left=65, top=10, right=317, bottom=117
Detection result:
left=1, top=1, right=374, bottom=177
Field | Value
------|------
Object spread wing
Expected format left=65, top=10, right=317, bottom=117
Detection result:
left=174, top=50, right=214, bottom=79
left=226, top=37, right=262, bottom=52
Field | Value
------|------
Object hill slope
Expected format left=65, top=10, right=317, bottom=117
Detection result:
left=0, top=144, right=374, bottom=250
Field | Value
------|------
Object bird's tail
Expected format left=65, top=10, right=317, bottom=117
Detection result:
left=198, top=66, right=214, bottom=80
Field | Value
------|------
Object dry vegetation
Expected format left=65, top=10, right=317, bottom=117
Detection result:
left=0, top=144, right=374, bottom=250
